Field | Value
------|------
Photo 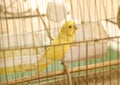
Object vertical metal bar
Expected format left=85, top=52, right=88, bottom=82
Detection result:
left=3, top=50, right=8, bottom=84
left=36, top=47, right=40, bottom=84
left=3, top=0, right=10, bottom=83
left=85, top=42, right=88, bottom=85
left=12, top=50, right=17, bottom=83
left=53, top=44, right=56, bottom=85
left=117, top=36, right=120, bottom=85
left=116, top=0, right=120, bottom=80
left=69, top=0, right=74, bottom=18
left=77, top=43, right=81, bottom=85
left=19, top=0, right=25, bottom=84
left=9, top=0, right=18, bottom=82
left=77, top=0, right=84, bottom=84
left=94, top=40, right=97, bottom=85
left=94, top=1, right=98, bottom=84
left=70, top=34, right=73, bottom=85
left=101, top=1, right=109, bottom=84
left=95, top=0, right=105, bottom=85
left=20, top=49, right=24, bottom=84
left=28, top=48, right=32, bottom=85
left=110, top=0, right=115, bottom=85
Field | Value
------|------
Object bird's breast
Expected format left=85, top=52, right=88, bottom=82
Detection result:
left=47, top=44, right=70, bottom=61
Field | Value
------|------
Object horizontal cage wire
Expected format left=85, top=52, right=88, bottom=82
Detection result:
left=0, top=0, right=120, bottom=85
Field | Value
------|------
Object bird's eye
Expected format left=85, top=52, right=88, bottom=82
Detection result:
left=69, top=25, right=72, bottom=29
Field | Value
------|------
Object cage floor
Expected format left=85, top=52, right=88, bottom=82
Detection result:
left=30, top=68, right=120, bottom=85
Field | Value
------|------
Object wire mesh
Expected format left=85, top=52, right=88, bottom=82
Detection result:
left=0, top=0, right=120, bottom=85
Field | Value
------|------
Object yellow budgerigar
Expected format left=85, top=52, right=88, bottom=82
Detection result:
left=37, top=21, right=77, bottom=73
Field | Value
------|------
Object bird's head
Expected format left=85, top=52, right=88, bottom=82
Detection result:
left=60, top=20, right=77, bottom=37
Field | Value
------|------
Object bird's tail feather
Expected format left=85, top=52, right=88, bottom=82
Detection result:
left=36, top=56, right=53, bottom=74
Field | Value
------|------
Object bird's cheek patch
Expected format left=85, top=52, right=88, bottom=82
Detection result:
left=69, top=30, right=75, bottom=36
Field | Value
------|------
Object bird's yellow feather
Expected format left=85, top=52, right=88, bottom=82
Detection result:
left=37, top=21, right=77, bottom=73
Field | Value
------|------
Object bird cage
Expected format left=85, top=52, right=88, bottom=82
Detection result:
left=0, top=0, right=120, bottom=85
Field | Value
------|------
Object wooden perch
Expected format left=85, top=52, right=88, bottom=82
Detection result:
left=1, top=59, right=120, bottom=85
left=62, top=61, right=72, bottom=85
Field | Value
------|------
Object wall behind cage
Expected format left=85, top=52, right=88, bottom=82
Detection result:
left=0, top=0, right=120, bottom=34
left=70, top=0, right=120, bottom=21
